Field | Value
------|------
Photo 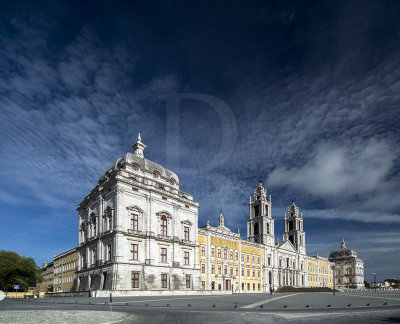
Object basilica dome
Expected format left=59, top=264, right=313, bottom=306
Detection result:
left=328, top=239, right=357, bottom=261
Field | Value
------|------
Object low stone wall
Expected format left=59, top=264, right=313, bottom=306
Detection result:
left=93, top=289, right=233, bottom=297
left=44, top=291, right=90, bottom=297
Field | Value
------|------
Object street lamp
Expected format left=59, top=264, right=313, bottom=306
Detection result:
left=331, top=265, right=336, bottom=295
left=373, top=273, right=376, bottom=291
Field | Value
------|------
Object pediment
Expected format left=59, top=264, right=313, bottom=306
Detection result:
left=278, top=240, right=297, bottom=252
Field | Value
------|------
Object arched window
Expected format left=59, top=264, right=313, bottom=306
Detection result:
left=161, top=215, right=168, bottom=236
left=254, top=223, right=259, bottom=235
left=267, top=223, right=270, bottom=234
left=269, top=271, right=272, bottom=285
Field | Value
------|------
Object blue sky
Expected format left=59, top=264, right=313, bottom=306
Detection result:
left=0, top=0, right=399, bottom=281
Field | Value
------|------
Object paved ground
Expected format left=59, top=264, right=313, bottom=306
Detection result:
left=1, top=291, right=399, bottom=323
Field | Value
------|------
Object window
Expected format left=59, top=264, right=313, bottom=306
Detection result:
left=236, top=267, right=239, bottom=276
left=241, top=267, right=244, bottom=276
left=224, top=265, right=227, bottom=275
left=255, top=205, right=260, bottom=216
left=184, top=226, right=190, bottom=241
left=247, top=268, right=250, bottom=277
left=235, top=251, right=238, bottom=261
left=131, top=244, right=138, bottom=261
left=218, top=265, right=222, bottom=274
left=201, top=263, right=206, bottom=273
left=201, top=246, right=206, bottom=257
left=247, top=254, right=250, bottom=263
left=131, top=272, right=140, bottom=288
left=186, top=275, right=191, bottom=288
left=241, top=253, right=244, bottom=262
left=223, top=248, right=227, bottom=259
left=247, top=283, right=250, bottom=291
left=257, top=256, right=260, bottom=264
left=92, top=249, right=96, bottom=265
left=153, top=172, right=159, bottom=179
left=108, top=217, right=112, bottom=231
left=161, top=274, right=168, bottom=288
left=252, top=255, right=255, bottom=264
left=211, top=247, right=215, bottom=258
left=161, top=215, right=168, bottom=236
left=268, top=256, right=271, bottom=266
left=161, top=248, right=167, bottom=263
left=230, top=251, right=233, bottom=260
left=211, top=264, right=215, bottom=274
left=131, top=214, right=138, bottom=231
left=258, top=269, right=260, bottom=278
left=107, top=244, right=112, bottom=261
left=184, top=251, right=190, bottom=265
left=230, top=266, right=233, bottom=275
left=202, top=281, right=205, bottom=289
left=218, top=248, right=221, bottom=258
left=253, top=269, right=255, bottom=277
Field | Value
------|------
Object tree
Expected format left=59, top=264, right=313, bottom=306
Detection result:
left=364, top=280, right=370, bottom=288
left=0, top=250, right=41, bottom=292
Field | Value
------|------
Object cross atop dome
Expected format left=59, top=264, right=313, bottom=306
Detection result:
left=132, top=132, right=147, bottom=158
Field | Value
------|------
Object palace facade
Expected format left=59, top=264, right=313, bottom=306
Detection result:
left=57, top=134, right=363, bottom=295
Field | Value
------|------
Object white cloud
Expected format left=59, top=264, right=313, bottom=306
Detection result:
left=267, top=140, right=396, bottom=197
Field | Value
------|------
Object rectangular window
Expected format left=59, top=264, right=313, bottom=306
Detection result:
left=241, top=253, right=244, bottom=263
left=257, top=256, right=260, bottom=264
left=131, top=244, right=138, bottom=261
left=186, top=275, right=191, bottom=288
left=211, top=264, right=215, bottom=274
left=241, top=267, right=244, bottom=276
left=252, top=255, right=255, bottom=264
left=247, top=268, right=250, bottom=277
left=108, top=217, right=112, bottom=230
left=247, top=283, right=250, bottom=291
left=161, top=274, right=168, bottom=288
left=230, top=266, right=233, bottom=276
left=253, top=283, right=255, bottom=291
left=201, top=246, right=205, bottom=257
left=258, top=283, right=260, bottom=291
left=131, top=214, right=138, bottom=231
left=211, top=247, right=215, bottom=258
left=184, top=226, right=190, bottom=241
left=268, top=256, right=271, bottom=266
left=92, top=249, right=96, bottom=265
left=218, top=265, right=222, bottom=275
left=247, top=254, right=250, bottom=263
left=218, top=249, right=221, bottom=259
left=131, top=272, right=140, bottom=288
left=253, top=269, right=255, bottom=277
left=236, top=267, right=239, bottom=276
left=235, top=251, right=238, bottom=261
left=223, top=249, right=227, bottom=259
left=224, top=265, right=227, bottom=275
left=161, top=248, right=167, bottom=263
left=258, top=269, right=260, bottom=278
left=184, top=251, right=190, bottom=265
left=201, top=263, right=205, bottom=273
left=107, top=244, right=112, bottom=261
left=230, top=251, right=233, bottom=260
left=202, top=281, right=205, bottom=289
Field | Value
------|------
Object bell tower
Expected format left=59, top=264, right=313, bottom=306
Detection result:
left=283, top=201, right=306, bottom=254
left=247, top=177, right=274, bottom=245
